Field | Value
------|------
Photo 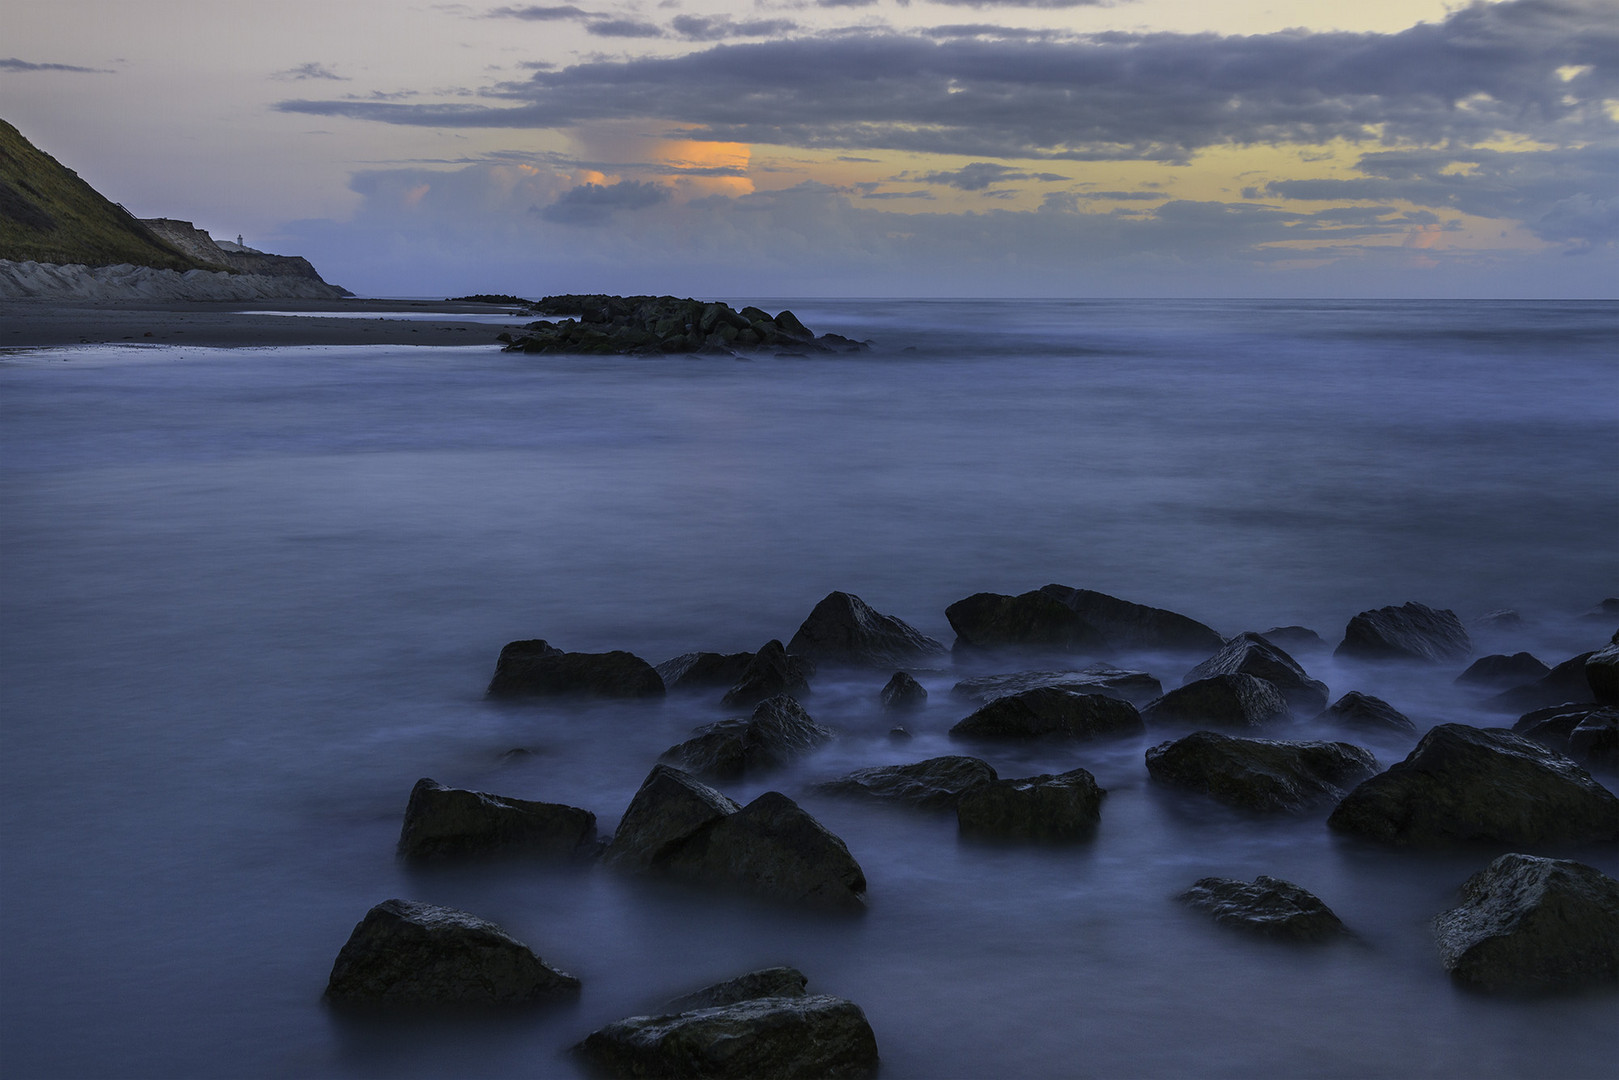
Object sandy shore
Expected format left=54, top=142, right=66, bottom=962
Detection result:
left=0, top=297, right=534, bottom=350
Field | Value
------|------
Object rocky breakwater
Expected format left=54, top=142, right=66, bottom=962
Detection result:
left=498, top=294, right=869, bottom=356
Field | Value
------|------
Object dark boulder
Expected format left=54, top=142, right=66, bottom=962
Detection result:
left=1181, top=632, right=1329, bottom=716
left=1145, top=732, right=1379, bottom=813
left=662, top=966, right=809, bottom=1012
left=786, top=591, right=946, bottom=669
left=1484, top=651, right=1599, bottom=713
left=720, top=640, right=814, bottom=709
left=1475, top=609, right=1524, bottom=629
left=487, top=640, right=664, bottom=699
left=1316, top=691, right=1417, bottom=735
left=1433, top=853, right=1619, bottom=991
left=949, top=687, right=1143, bottom=741
left=660, top=694, right=833, bottom=781
left=944, top=589, right=1105, bottom=656
left=879, top=671, right=928, bottom=711
left=950, top=667, right=1163, bottom=708
left=1334, top=602, right=1472, bottom=663
left=1326, top=724, right=1619, bottom=847
left=656, top=651, right=756, bottom=693
left=1180, top=876, right=1349, bottom=942
left=1455, top=652, right=1551, bottom=689
left=1257, top=626, right=1326, bottom=653
left=1038, top=584, right=1224, bottom=653
left=816, top=756, right=998, bottom=810
left=324, top=899, right=580, bottom=1007
left=1587, top=642, right=1619, bottom=705
left=660, top=791, right=867, bottom=912
left=1512, top=703, right=1606, bottom=752
left=1140, top=674, right=1290, bottom=730
left=397, top=778, right=596, bottom=861
left=956, top=767, right=1106, bottom=842
left=575, top=991, right=879, bottom=1079
left=1569, top=710, right=1618, bottom=773
left=604, top=765, right=742, bottom=872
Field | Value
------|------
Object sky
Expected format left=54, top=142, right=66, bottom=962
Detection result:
left=2, top=0, right=1615, bottom=297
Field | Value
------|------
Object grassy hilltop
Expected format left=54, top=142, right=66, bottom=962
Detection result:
left=0, top=118, right=209, bottom=271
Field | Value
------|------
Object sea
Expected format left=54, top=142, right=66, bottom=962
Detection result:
left=2, top=298, right=1616, bottom=1079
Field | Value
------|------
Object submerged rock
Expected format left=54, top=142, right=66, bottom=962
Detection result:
left=1180, top=876, right=1349, bottom=942
left=949, top=667, right=1163, bottom=708
left=1585, top=641, right=1619, bottom=706
left=656, top=651, right=756, bottom=693
left=1326, top=724, right=1619, bottom=847
left=660, top=694, right=832, bottom=780
left=1485, top=651, right=1600, bottom=713
left=1316, top=691, right=1417, bottom=735
left=1433, top=853, right=1619, bottom=992
left=786, top=591, right=946, bottom=669
left=324, top=899, right=580, bottom=1007
left=879, top=671, right=928, bottom=711
left=720, top=640, right=814, bottom=709
left=816, top=756, right=998, bottom=810
left=1038, top=584, right=1224, bottom=654
left=396, top=778, right=596, bottom=861
left=662, top=966, right=809, bottom=1013
left=956, top=767, right=1105, bottom=842
left=1257, top=626, right=1326, bottom=653
left=1145, top=732, right=1379, bottom=813
left=605, top=765, right=742, bottom=872
left=949, top=687, right=1143, bottom=741
left=1455, top=652, right=1552, bottom=689
left=1181, top=632, right=1329, bottom=716
left=1140, top=674, right=1289, bottom=730
left=487, top=640, right=664, bottom=699
left=1335, top=602, right=1472, bottom=664
left=945, top=589, right=1105, bottom=656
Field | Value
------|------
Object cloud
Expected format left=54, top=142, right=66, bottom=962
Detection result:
left=538, top=178, right=670, bottom=223
left=0, top=57, right=111, bottom=74
left=861, top=189, right=936, bottom=199
left=487, top=4, right=590, bottom=17
left=925, top=0, right=1108, bottom=6
left=909, top=162, right=1068, bottom=189
left=272, top=62, right=349, bottom=81
left=672, top=15, right=799, bottom=39
left=586, top=18, right=665, bottom=37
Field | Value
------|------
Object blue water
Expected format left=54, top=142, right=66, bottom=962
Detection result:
left=2, top=299, right=1616, bottom=1078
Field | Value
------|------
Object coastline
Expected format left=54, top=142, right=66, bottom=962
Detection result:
left=0, top=297, right=529, bottom=350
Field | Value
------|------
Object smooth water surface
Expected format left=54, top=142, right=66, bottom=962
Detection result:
left=3, top=299, right=1616, bottom=1078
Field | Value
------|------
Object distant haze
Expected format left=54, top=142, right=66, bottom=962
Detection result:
left=4, top=0, right=1614, bottom=297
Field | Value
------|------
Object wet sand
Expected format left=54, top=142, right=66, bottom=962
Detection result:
left=0, top=297, right=532, bottom=350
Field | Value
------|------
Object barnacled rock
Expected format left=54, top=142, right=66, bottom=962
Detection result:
left=1335, top=602, right=1472, bottom=663
left=956, top=767, right=1106, bottom=842
left=1433, top=853, right=1619, bottom=991
left=487, top=639, right=664, bottom=699
left=721, top=639, right=814, bottom=709
left=1140, top=673, right=1290, bottom=730
left=1180, top=876, right=1349, bottom=942
left=816, top=756, right=998, bottom=810
left=949, top=687, right=1143, bottom=741
left=1317, top=691, right=1417, bottom=735
left=1145, top=732, right=1379, bottom=813
left=1181, top=632, right=1329, bottom=716
left=786, top=591, right=946, bottom=669
left=944, top=589, right=1105, bottom=656
left=397, top=778, right=596, bottom=860
left=1038, top=584, right=1224, bottom=654
left=660, top=694, right=832, bottom=780
left=1455, top=652, right=1552, bottom=689
left=949, top=667, right=1163, bottom=708
left=1326, top=724, right=1619, bottom=847
left=879, top=671, right=928, bottom=710
left=324, top=899, right=580, bottom=1007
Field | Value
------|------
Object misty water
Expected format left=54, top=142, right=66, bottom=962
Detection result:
left=2, top=299, right=1615, bottom=1078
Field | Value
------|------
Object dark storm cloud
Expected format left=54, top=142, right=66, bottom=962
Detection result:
left=487, top=4, right=590, bottom=17
left=277, top=1, right=1616, bottom=162
left=538, top=178, right=669, bottom=223
left=586, top=18, right=666, bottom=37
left=910, top=162, right=1067, bottom=188
left=671, top=15, right=800, bottom=39
left=1, top=57, right=111, bottom=73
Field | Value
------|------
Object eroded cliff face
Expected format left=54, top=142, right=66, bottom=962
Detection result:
left=139, top=219, right=350, bottom=294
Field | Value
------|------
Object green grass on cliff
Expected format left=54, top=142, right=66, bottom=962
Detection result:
left=0, top=117, right=209, bottom=270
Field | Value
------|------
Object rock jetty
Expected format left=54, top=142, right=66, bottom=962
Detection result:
left=498, top=295, right=869, bottom=355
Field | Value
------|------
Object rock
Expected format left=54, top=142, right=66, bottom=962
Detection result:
left=663, top=966, right=809, bottom=1012
left=772, top=310, right=815, bottom=341
left=1581, top=598, right=1619, bottom=621
left=324, top=899, right=580, bottom=1007
left=816, top=756, right=998, bottom=810
left=879, top=672, right=928, bottom=710
left=487, top=640, right=665, bottom=699
left=1326, top=724, right=1619, bottom=847
left=396, top=778, right=596, bottom=861
left=605, top=765, right=742, bottom=872
left=949, top=667, right=1163, bottom=708
left=887, top=726, right=912, bottom=742
left=1257, top=626, right=1326, bottom=653
left=1038, top=584, right=1224, bottom=654
left=660, top=694, right=833, bottom=780
left=1512, top=703, right=1603, bottom=751
left=1317, top=691, right=1417, bottom=735
left=660, top=791, right=868, bottom=912
left=1145, top=732, right=1379, bottom=813
left=1180, top=876, right=1349, bottom=942
left=1587, top=642, right=1619, bottom=705
left=1334, top=602, right=1472, bottom=663
left=1181, top=632, right=1329, bottom=716
left=944, top=589, right=1105, bottom=656
left=956, top=767, right=1106, bottom=842
left=948, top=687, right=1143, bottom=741
left=1484, top=651, right=1599, bottom=713
left=509, top=295, right=865, bottom=356
left=575, top=992, right=879, bottom=1079
left=1474, top=609, right=1524, bottom=629
left=1433, top=853, right=1619, bottom=991
left=1140, top=673, right=1290, bottom=730
left=1455, top=652, right=1552, bottom=688
left=656, top=651, right=756, bottom=692
left=720, top=640, right=814, bottom=709
left=1569, top=710, right=1618, bottom=772
left=786, top=591, right=946, bottom=669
